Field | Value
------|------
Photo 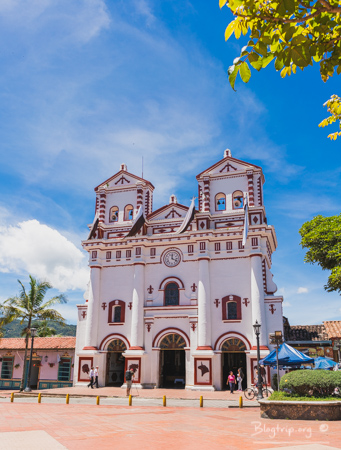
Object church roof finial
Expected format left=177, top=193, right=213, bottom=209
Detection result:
left=224, top=149, right=231, bottom=158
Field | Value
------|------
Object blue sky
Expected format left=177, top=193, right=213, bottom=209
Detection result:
left=0, top=0, right=340, bottom=325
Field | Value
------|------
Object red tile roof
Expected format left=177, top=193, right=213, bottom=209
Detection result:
left=0, top=337, right=76, bottom=350
left=324, top=321, right=341, bottom=339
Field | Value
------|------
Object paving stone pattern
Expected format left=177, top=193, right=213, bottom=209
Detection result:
left=0, top=402, right=340, bottom=449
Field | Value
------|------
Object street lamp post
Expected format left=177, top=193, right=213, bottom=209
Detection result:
left=24, top=328, right=37, bottom=392
left=274, top=331, right=283, bottom=391
left=253, top=320, right=263, bottom=401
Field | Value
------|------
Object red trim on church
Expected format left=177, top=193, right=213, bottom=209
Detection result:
left=107, top=300, right=126, bottom=324
left=222, top=295, right=242, bottom=321
left=98, top=333, right=130, bottom=351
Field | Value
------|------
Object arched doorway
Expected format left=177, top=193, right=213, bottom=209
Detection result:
left=221, top=338, right=247, bottom=391
left=105, top=339, right=127, bottom=386
left=159, top=333, right=186, bottom=389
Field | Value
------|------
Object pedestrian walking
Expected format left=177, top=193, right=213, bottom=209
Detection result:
left=125, top=367, right=134, bottom=396
left=237, top=368, right=243, bottom=391
left=94, top=366, right=99, bottom=388
left=227, top=371, right=236, bottom=394
left=88, top=366, right=95, bottom=389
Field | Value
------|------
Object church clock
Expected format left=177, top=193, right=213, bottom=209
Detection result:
left=163, top=249, right=181, bottom=267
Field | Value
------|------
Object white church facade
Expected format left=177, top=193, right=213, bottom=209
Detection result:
left=74, top=149, right=283, bottom=390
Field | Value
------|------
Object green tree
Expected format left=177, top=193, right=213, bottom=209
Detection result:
left=299, top=214, right=341, bottom=292
left=34, top=320, right=57, bottom=337
left=1, top=276, right=67, bottom=391
left=220, top=0, right=341, bottom=139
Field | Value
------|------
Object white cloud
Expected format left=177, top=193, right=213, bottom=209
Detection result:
left=282, top=302, right=291, bottom=307
left=0, top=219, right=89, bottom=292
left=0, top=0, right=110, bottom=44
left=297, top=287, right=309, bottom=294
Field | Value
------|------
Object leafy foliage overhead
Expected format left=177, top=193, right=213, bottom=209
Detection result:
left=299, top=214, right=341, bottom=293
left=319, top=94, right=341, bottom=140
left=220, top=0, right=341, bottom=138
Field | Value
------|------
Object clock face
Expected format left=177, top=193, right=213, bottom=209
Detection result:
left=163, top=250, right=181, bottom=267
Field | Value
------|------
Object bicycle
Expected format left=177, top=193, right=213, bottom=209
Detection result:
left=244, top=384, right=271, bottom=400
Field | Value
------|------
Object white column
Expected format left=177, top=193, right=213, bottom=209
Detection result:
left=84, top=266, right=101, bottom=348
left=251, top=255, right=267, bottom=346
left=197, top=258, right=212, bottom=348
left=130, top=263, right=145, bottom=349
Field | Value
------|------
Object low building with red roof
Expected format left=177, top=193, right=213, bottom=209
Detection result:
left=0, top=337, right=76, bottom=390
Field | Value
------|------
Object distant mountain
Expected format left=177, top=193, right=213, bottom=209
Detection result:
left=2, top=320, right=77, bottom=338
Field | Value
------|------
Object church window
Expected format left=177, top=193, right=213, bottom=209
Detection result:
left=227, top=301, right=237, bottom=320
left=124, top=205, right=134, bottom=221
left=238, top=241, right=243, bottom=249
left=91, top=251, right=97, bottom=259
left=116, top=251, right=121, bottom=259
left=215, top=242, right=220, bottom=251
left=150, top=248, right=156, bottom=256
left=106, top=251, right=111, bottom=260
left=215, top=193, right=226, bottom=211
left=136, top=247, right=141, bottom=256
left=222, top=295, right=241, bottom=321
left=188, top=245, right=194, bottom=254
left=110, top=206, right=119, bottom=222
left=164, top=282, right=179, bottom=306
left=199, top=242, right=206, bottom=251
left=113, top=306, right=121, bottom=323
left=252, top=237, right=258, bottom=246
left=126, top=250, right=131, bottom=258
left=232, top=191, right=244, bottom=209
left=108, top=300, right=125, bottom=324
left=226, top=241, right=232, bottom=250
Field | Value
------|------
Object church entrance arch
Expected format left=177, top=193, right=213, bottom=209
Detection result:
left=159, top=333, right=186, bottom=389
left=221, top=338, right=247, bottom=391
left=105, top=339, right=127, bottom=386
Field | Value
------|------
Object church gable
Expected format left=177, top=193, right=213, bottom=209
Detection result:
left=147, top=203, right=188, bottom=222
left=95, top=164, right=154, bottom=192
left=196, top=150, right=262, bottom=180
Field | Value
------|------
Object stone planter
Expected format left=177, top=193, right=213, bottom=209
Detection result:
left=259, top=399, right=341, bottom=421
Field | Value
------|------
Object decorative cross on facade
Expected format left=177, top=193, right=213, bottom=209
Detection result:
left=191, top=323, right=197, bottom=331
left=191, top=283, right=197, bottom=292
left=81, top=311, right=86, bottom=319
left=147, top=285, right=154, bottom=295
left=128, top=302, right=132, bottom=310
left=101, top=302, right=107, bottom=310
left=214, top=299, right=220, bottom=308
left=269, top=304, right=276, bottom=314
left=243, top=298, right=250, bottom=307
left=146, top=324, right=152, bottom=332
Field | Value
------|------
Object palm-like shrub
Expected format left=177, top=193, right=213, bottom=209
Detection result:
left=0, top=276, right=67, bottom=390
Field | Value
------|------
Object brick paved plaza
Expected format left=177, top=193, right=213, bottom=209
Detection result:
left=0, top=388, right=340, bottom=450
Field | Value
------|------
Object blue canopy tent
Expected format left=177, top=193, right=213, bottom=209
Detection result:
left=259, top=343, right=314, bottom=391
left=314, top=356, right=338, bottom=370
left=260, top=343, right=315, bottom=366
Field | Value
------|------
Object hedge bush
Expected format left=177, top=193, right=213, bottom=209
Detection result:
left=279, top=370, right=341, bottom=397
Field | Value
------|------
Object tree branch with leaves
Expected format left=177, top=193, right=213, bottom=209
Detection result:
left=220, top=0, right=341, bottom=138
left=299, top=214, right=341, bottom=293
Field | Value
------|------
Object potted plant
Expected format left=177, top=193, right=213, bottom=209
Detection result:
left=48, top=363, right=55, bottom=368
left=14, top=364, right=20, bottom=369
